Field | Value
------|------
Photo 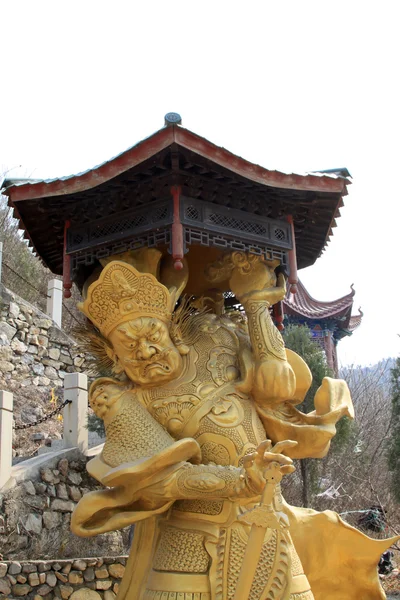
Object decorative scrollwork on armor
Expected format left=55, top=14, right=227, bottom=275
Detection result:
left=207, top=346, right=240, bottom=386
left=245, top=300, right=286, bottom=361
left=208, top=395, right=244, bottom=428
left=200, top=441, right=231, bottom=465
left=194, top=416, right=244, bottom=452
left=150, top=393, right=201, bottom=435
left=176, top=464, right=243, bottom=498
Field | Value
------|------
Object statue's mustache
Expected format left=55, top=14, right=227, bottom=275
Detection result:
left=125, top=347, right=172, bottom=367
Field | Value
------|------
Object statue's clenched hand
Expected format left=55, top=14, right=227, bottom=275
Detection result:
left=240, top=439, right=297, bottom=496
left=253, top=357, right=296, bottom=405
left=239, top=271, right=286, bottom=306
left=220, top=253, right=296, bottom=403
left=228, top=254, right=286, bottom=306
left=205, top=251, right=285, bottom=306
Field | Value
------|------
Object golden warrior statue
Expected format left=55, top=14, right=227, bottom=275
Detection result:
left=71, top=249, right=397, bottom=600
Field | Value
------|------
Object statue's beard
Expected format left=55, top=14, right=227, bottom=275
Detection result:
left=125, top=348, right=176, bottom=380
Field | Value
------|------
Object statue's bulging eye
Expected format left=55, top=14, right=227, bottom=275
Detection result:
left=150, top=333, right=160, bottom=343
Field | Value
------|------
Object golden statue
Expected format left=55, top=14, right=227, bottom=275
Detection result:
left=71, top=249, right=397, bottom=600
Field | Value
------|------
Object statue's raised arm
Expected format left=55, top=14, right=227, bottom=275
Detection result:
left=206, top=251, right=356, bottom=461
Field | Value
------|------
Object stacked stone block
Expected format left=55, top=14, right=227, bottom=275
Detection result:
left=0, top=458, right=129, bottom=564
left=0, top=557, right=126, bottom=599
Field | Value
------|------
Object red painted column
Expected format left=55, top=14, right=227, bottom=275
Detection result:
left=63, top=220, right=72, bottom=299
left=171, top=185, right=184, bottom=270
left=332, top=343, right=339, bottom=377
left=324, top=330, right=335, bottom=372
left=287, top=215, right=298, bottom=294
left=273, top=300, right=285, bottom=331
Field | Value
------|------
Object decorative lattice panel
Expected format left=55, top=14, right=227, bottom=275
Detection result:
left=68, top=199, right=172, bottom=253
left=181, top=196, right=292, bottom=250
left=68, top=195, right=291, bottom=278
left=185, top=227, right=288, bottom=266
left=71, top=229, right=171, bottom=271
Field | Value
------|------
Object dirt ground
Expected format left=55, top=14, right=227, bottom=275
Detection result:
left=382, top=566, right=400, bottom=596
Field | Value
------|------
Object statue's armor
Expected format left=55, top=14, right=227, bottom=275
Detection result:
left=136, top=319, right=313, bottom=599
left=73, top=255, right=390, bottom=600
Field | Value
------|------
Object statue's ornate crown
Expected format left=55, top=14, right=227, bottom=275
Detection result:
left=79, top=261, right=176, bottom=338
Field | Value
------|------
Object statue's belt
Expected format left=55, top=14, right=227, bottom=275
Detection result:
left=170, top=496, right=262, bottom=526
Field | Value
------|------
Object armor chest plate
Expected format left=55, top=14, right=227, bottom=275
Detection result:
left=143, top=386, right=266, bottom=466
left=140, top=326, right=266, bottom=464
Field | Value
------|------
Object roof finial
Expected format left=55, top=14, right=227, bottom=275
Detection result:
left=164, top=112, right=182, bottom=127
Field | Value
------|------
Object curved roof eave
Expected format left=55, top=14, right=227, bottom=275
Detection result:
left=348, top=308, right=364, bottom=332
left=2, top=125, right=350, bottom=203
left=283, top=279, right=356, bottom=320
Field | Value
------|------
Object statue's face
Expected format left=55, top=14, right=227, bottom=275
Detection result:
left=108, top=317, right=184, bottom=387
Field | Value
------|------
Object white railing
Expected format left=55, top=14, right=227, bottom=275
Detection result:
left=0, top=373, right=89, bottom=491
left=0, top=390, right=13, bottom=489
left=46, top=278, right=63, bottom=327
left=63, top=373, right=89, bottom=455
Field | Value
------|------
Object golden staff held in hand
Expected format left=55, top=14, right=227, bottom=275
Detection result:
left=233, top=439, right=298, bottom=600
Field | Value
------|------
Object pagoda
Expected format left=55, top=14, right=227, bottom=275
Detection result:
left=2, top=112, right=353, bottom=330
left=283, top=279, right=363, bottom=374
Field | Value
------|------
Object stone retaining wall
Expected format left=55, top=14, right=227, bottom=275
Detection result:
left=0, top=457, right=129, bottom=561
left=0, top=285, right=86, bottom=400
left=0, top=284, right=90, bottom=461
left=0, top=556, right=127, bottom=599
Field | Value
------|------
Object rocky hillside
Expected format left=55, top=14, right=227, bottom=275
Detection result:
left=0, top=285, right=88, bottom=459
left=0, top=455, right=129, bottom=562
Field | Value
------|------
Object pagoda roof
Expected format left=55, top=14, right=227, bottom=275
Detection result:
left=348, top=308, right=364, bottom=332
left=283, top=279, right=362, bottom=333
left=1, top=121, right=351, bottom=275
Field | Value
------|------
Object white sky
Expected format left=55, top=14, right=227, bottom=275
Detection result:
left=2, top=1, right=400, bottom=366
